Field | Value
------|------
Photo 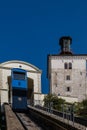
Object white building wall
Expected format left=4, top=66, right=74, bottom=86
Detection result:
left=48, top=56, right=87, bottom=102
left=0, top=69, right=11, bottom=108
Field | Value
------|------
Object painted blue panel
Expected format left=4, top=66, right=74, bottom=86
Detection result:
left=12, top=80, right=27, bottom=89
left=11, top=68, right=27, bottom=89
left=12, top=96, right=27, bottom=109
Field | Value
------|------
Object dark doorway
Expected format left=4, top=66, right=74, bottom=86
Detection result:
left=27, top=77, right=34, bottom=105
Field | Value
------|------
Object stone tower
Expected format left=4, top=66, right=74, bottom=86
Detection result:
left=47, top=36, right=87, bottom=103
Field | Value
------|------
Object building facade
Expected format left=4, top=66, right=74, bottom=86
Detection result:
left=0, top=60, right=44, bottom=111
left=47, top=37, right=87, bottom=103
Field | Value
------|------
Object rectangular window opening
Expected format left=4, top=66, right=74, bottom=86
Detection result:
left=66, top=75, right=70, bottom=80
left=66, top=87, right=71, bottom=92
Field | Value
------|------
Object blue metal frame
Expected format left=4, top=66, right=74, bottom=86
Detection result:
left=11, top=68, right=28, bottom=110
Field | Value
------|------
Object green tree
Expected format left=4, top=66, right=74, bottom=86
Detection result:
left=82, top=99, right=87, bottom=109
left=79, top=99, right=87, bottom=115
left=74, top=99, right=87, bottom=116
left=44, top=94, right=65, bottom=111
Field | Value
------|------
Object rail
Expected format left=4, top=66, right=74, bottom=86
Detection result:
left=4, top=103, right=87, bottom=130
left=28, top=105, right=87, bottom=130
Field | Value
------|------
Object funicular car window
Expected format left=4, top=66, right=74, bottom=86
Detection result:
left=13, top=72, right=25, bottom=80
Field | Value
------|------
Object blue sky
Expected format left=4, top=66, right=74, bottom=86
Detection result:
left=0, top=0, right=87, bottom=93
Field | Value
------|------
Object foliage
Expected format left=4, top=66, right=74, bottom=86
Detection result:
left=43, top=94, right=87, bottom=116
left=82, top=99, right=87, bottom=109
left=79, top=99, right=87, bottom=115
left=43, top=94, right=65, bottom=111
left=73, top=102, right=82, bottom=115
left=74, top=99, right=87, bottom=116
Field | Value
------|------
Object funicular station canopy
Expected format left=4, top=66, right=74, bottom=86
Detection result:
left=0, top=60, right=42, bottom=111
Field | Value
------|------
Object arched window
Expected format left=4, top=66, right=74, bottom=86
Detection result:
left=69, top=62, right=72, bottom=69
left=64, top=63, right=68, bottom=69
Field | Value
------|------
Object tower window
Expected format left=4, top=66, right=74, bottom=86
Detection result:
left=58, top=93, right=60, bottom=96
left=80, top=72, right=82, bottom=75
left=69, top=62, right=72, bottom=69
left=55, top=83, right=57, bottom=87
left=64, top=63, right=68, bottom=69
left=64, top=62, right=72, bottom=69
left=64, top=41, right=69, bottom=52
left=66, top=75, right=70, bottom=80
left=66, top=87, right=71, bottom=92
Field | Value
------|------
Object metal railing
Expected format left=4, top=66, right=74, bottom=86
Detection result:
left=28, top=100, right=87, bottom=130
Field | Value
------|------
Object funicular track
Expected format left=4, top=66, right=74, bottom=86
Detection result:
left=4, top=103, right=43, bottom=130
left=16, top=112, right=43, bottom=130
left=4, top=103, right=87, bottom=130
